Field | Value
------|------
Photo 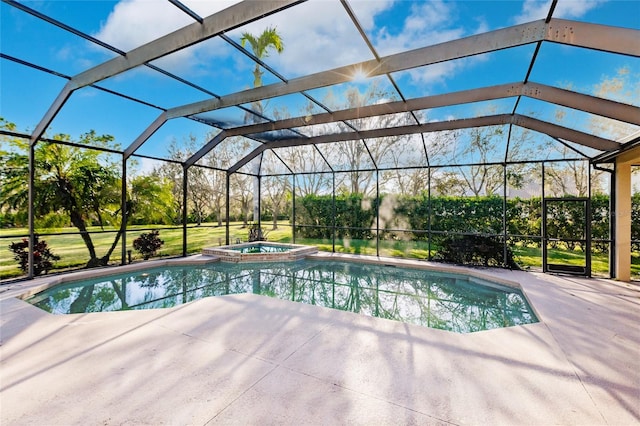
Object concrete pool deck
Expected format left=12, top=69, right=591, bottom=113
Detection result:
left=1, top=253, right=638, bottom=425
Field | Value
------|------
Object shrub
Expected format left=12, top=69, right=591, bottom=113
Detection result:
left=9, top=234, right=60, bottom=276
left=434, top=234, right=520, bottom=270
left=248, top=223, right=268, bottom=242
left=133, top=230, right=164, bottom=260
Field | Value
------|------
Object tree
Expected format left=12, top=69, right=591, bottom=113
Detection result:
left=127, top=175, right=175, bottom=225
left=262, top=174, right=290, bottom=230
left=0, top=121, right=170, bottom=268
left=231, top=172, right=253, bottom=226
left=241, top=27, right=284, bottom=221
left=379, top=134, right=429, bottom=197
left=1, top=131, right=121, bottom=266
left=337, top=86, right=395, bottom=196
left=590, top=66, right=639, bottom=141
left=0, top=118, right=27, bottom=222
left=240, top=26, right=284, bottom=89
left=544, top=158, right=592, bottom=197
left=453, top=125, right=528, bottom=197
left=153, top=141, right=185, bottom=224
left=187, top=165, right=211, bottom=225
left=308, top=83, right=411, bottom=196
left=154, top=135, right=219, bottom=225
left=202, top=139, right=234, bottom=226
left=240, top=26, right=284, bottom=122
left=430, top=171, right=467, bottom=196
left=542, top=67, right=639, bottom=196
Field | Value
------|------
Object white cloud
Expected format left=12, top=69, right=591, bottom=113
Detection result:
left=92, top=0, right=242, bottom=74
left=179, top=0, right=241, bottom=18
left=405, top=61, right=460, bottom=87
left=96, top=0, right=191, bottom=50
left=371, top=1, right=466, bottom=56
left=91, top=0, right=486, bottom=90
left=513, top=0, right=606, bottom=24
left=366, top=1, right=487, bottom=88
left=222, top=0, right=380, bottom=77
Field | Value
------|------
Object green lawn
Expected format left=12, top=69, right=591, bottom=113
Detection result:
left=291, top=237, right=639, bottom=278
left=0, top=222, right=294, bottom=279
left=1, top=224, right=638, bottom=280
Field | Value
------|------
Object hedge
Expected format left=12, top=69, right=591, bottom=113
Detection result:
left=293, top=193, right=640, bottom=252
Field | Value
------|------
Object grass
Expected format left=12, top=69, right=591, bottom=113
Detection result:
left=291, top=236, right=639, bottom=278
left=0, top=222, right=293, bottom=280
left=1, top=224, right=638, bottom=280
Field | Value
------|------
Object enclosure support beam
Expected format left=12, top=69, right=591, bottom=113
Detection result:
left=257, top=176, right=262, bottom=228
left=29, top=1, right=300, bottom=152
left=219, top=82, right=640, bottom=140
left=29, top=82, right=74, bottom=147
left=609, top=170, right=616, bottom=279
left=114, top=17, right=636, bottom=195
left=71, top=1, right=302, bottom=89
left=184, top=131, right=227, bottom=168
left=168, top=19, right=549, bottom=118
left=376, top=170, right=380, bottom=257
left=427, top=167, right=432, bottom=261
left=512, top=116, right=619, bottom=151
left=292, top=176, right=297, bottom=244
left=502, top=164, right=508, bottom=267
left=332, top=173, right=336, bottom=253
left=613, top=144, right=640, bottom=281
left=225, top=173, right=231, bottom=245
left=544, top=19, right=640, bottom=57
left=227, top=114, right=619, bottom=174
left=167, top=19, right=639, bottom=120
left=541, top=163, right=547, bottom=272
left=182, top=167, right=189, bottom=257
left=614, top=162, right=631, bottom=281
left=121, top=158, right=127, bottom=265
left=124, top=113, right=167, bottom=159
left=27, top=144, right=35, bottom=279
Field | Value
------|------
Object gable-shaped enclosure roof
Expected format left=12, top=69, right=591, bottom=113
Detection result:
left=2, top=0, right=639, bottom=176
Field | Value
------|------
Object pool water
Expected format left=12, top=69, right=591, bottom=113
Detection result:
left=26, top=260, right=538, bottom=333
left=231, top=244, right=291, bottom=254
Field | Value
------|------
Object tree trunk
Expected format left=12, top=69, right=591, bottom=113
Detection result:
left=69, top=210, right=100, bottom=266
left=272, top=204, right=279, bottom=230
left=242, top=198, right=250, bottom=226
left=70, top=284, right=95, bottom=313
left=97, top=225, right=124, bottom=267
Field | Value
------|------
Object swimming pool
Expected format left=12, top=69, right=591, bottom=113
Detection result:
left=25, top=260, right=537, bottom=333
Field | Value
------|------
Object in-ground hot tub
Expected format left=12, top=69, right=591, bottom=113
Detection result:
left=203, top=242, right=317, bottom=262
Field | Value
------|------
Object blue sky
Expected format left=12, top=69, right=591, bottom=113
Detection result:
left=1, top=0, right=639, bottom=161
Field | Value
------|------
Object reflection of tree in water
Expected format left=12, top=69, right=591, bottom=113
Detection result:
left=29, top=261, right=535, bottom=332
left=413, top=275, right=533, bottom=333
left=32, top=287, right=71, bottom=313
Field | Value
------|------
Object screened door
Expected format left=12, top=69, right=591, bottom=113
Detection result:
left=543, top=198, right=591, bottom=276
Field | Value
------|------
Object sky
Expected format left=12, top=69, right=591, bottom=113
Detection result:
left=1, top=0, right=639, bottom=166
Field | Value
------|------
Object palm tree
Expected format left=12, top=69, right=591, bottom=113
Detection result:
left=0, top=125, right=173, bottom=269
left=240, top=26, right=284, bottom=89
left=240, top=27, right=284, bottom=223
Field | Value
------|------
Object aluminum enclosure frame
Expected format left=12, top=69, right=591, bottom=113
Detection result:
left=3, top=0, right=638, bottom=279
